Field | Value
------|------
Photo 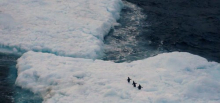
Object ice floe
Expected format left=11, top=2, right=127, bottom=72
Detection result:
left=0, top=0, right=123, bottom=59
left=16, top=51, right=220, bottom=103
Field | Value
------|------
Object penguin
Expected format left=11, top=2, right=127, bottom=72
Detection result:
left=127, top=77, right=131, bottom=83
left=138, top=84, right=143, bottom=90
left=132, top=81, right=137, bottom=87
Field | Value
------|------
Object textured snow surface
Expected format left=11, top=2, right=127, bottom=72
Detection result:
left=0, top=0, right=123, bottom=59
left=16, top=51, right=220, bottom=103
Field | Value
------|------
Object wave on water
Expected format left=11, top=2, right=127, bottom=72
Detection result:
left=103, top=1, right=164, bottom=63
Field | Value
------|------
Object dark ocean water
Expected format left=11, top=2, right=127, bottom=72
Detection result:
left=104, top=0, right=220, bottom=63
left=0, top=54, right=16, bottom=103
left=125, top=0, right=220, bottom=62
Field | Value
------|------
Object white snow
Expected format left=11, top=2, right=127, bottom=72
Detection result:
left=0, top=0, right=123, bottom=59
left=16, top=51, right=220, bottom=103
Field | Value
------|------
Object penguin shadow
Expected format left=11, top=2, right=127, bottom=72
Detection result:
left=127, top=77, right=143, bottom=90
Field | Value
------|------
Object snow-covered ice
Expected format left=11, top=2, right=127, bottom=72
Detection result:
left=16, top=51, right=220, bottom=103
left=0, top=0, right=123, bottom=59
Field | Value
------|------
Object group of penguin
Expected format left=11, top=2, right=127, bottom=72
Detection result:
left=127, top=77, right=143, bottom=90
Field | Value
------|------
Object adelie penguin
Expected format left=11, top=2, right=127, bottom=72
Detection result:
left=132, top=81, right=137, bottom=87
left=127, top=77, right=131, bottom=83
left=138, top=84, right=143, bottom=90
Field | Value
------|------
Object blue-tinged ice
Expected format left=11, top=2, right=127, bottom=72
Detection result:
left=0, top=0, right=123, bottom=59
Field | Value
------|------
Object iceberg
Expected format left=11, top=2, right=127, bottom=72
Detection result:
left=0, top=0, right=123, bottom=59
left=16, top=51, right=220, bottom=103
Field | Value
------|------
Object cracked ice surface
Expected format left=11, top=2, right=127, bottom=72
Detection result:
left=16, top=51, right=220, bottom=103
left=0, top=0, right=123, bottom=59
